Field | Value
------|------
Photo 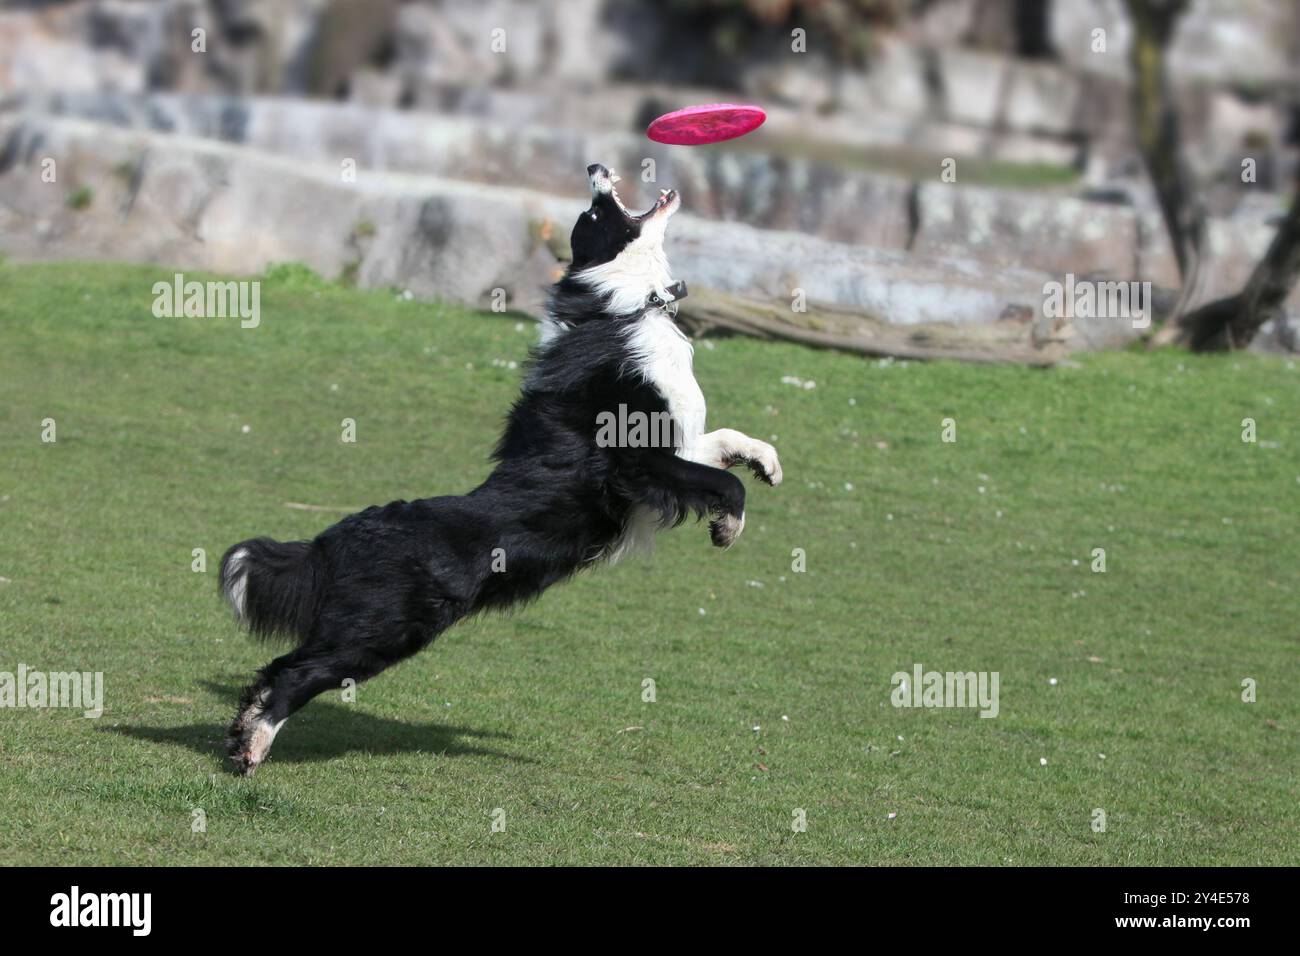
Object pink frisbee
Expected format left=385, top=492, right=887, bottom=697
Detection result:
left=646, top=103, right=767, bottom=146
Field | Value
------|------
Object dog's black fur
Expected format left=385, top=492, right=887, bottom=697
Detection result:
left=219, top=164, right=770, bottom=775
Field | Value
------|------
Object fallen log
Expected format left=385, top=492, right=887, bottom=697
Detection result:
left=675, top=286, right=1065, bottom=367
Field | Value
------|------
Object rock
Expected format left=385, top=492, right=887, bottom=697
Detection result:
left=0, top=114, right=561, bottom=313
left=832, top=36, right=931, bottom=118
left=1194, top=217, right=1276, bottom=306
left=0, top=114, right=1055, bottom=332
left=348, top=68, right=404, bottom=110
left=0, top=6, right=145, bottom=93
left=393, top=0, right=615, bottom=89
left=17, top=91, right=918, bottom=249
left=1135, top=208, right=1182, bottom=291
left=913, top=181, right=1138, bottom=279
left=1004, top=59, right=1081, bottom=137
left=1051, top=0, right=1298, bottom=87
left=672, top=220, right=1053, bottom=328
left=303, top=0, right=400, bottom=98
left=1201, top=91, right=1288, bottom=189
left=936, top=49, right=1009, bottom=128
left=905, top=0, right=978, bottom=48
left=1047, top=0, right=1131, bottom=79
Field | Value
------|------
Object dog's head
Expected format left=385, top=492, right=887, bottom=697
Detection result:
left=566, top=163, right=686, bottom=316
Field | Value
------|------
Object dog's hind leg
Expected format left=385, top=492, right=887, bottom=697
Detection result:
left=226, top=624, right=446, bottom=775
left=226, top=648, right=308, bottom=776
left=225, top=671, right=287, bottom=777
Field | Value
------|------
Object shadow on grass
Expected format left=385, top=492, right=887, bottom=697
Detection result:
left=105, top=681, right=531, bottom=769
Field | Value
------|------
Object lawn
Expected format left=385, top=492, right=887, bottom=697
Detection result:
left=0, top=260, right=1296, bottom=865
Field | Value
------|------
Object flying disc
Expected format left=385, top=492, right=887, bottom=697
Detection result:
left=646, top=103, right=766, bottom=146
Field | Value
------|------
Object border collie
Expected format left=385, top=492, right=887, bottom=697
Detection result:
left=219, top=164, right=783, bottom=775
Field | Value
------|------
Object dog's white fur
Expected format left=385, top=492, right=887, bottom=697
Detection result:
left=558, top=184, right=780, bottom=558
left=578, top=198, right=681, bottom=316
left=224, top=546, right=250, bottom=618
left=233, top=686, right=286, bottom=770
left=626, top=310, right=706, bottom=447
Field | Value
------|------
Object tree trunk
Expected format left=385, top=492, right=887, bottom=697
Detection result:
left=1124, top=0, right=1204, bottom=291
left=1014, top=0, right=1055, bottom=59
left=1179, top=164, right=1300, bottom=350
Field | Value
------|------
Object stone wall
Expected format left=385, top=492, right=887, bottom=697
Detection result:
left=1, top=0, right=1296, bottom=354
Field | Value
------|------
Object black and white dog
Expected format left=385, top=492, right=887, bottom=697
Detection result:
left=219, top=164, right=782, bottom=775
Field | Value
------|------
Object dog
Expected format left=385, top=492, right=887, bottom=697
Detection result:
left=219, top=163, right=782, bottom=775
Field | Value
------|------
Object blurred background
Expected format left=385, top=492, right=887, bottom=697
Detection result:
left=1, top=0, right=1297, bottom=361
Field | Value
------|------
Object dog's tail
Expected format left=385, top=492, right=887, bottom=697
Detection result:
left=219, top=538, right=327, bottom=643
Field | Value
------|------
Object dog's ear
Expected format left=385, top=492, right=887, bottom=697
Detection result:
left=568, top=201, right=638, bottom=271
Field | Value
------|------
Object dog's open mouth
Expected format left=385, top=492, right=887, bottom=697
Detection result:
left=619, top=183, right=678, bottom=221
left=642, top=187, right=678, bottom=218
left=589, top=163, right=677, bottom=219
left=610, top=179, right=678, bottom=219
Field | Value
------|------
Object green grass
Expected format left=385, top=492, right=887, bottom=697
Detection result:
left=64, top=186, right=94, bottom=211
left=751, top=133, right=1080, bottom=190
left=1, top=260, right=1297, bottom=866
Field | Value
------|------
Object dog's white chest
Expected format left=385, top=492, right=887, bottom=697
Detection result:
left=604, top=312, right=709, bottom=565
left=628, top=312, right=706, bottom=453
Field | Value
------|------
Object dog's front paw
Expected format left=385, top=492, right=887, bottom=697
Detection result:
left=745, top=442, right=782, bottom=487
left=722, top=440, right=782, bottom=487
left=709, top=511, right=745, bottom=549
